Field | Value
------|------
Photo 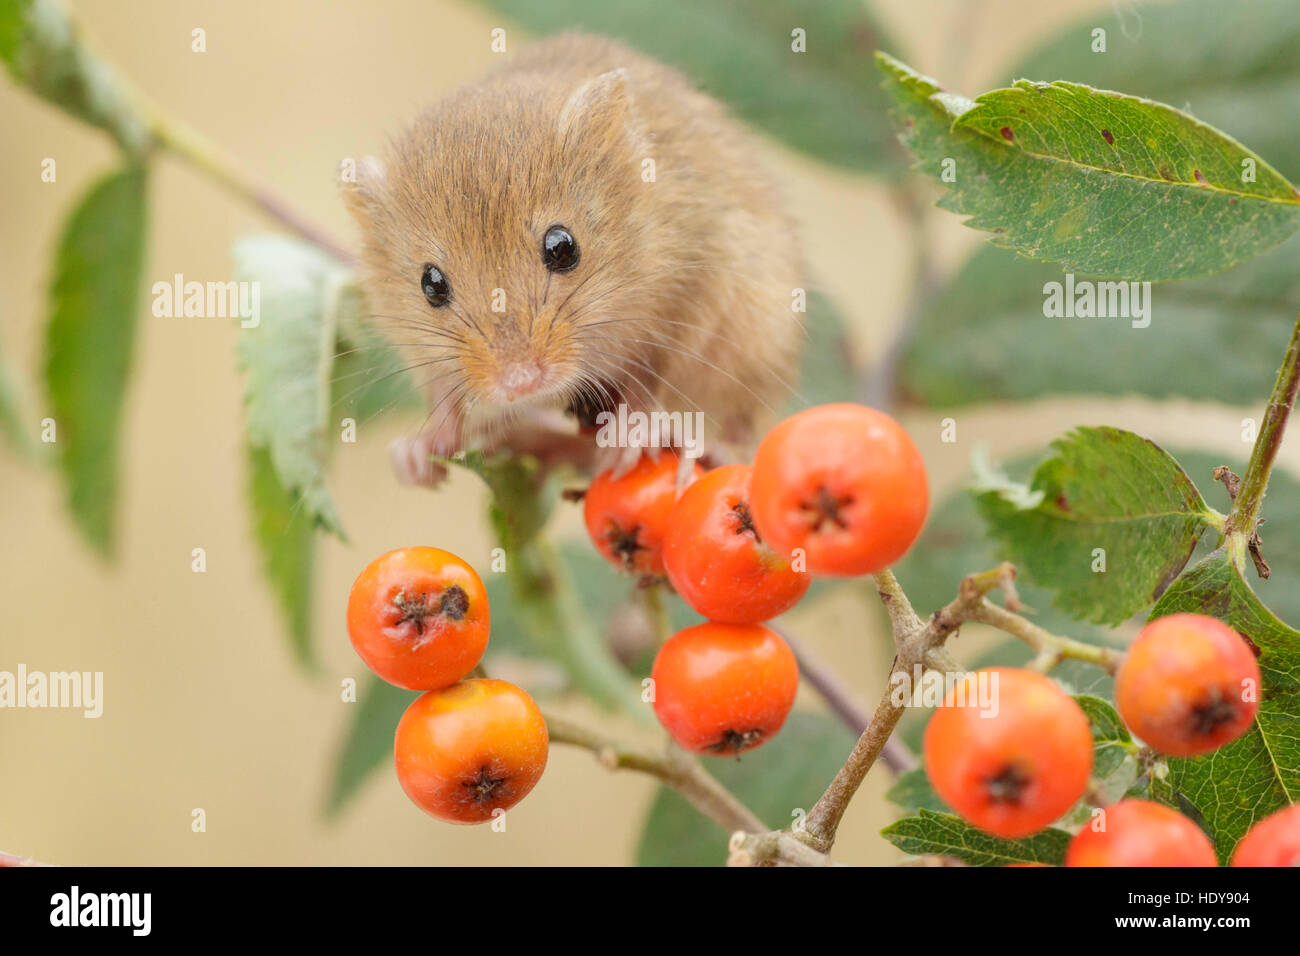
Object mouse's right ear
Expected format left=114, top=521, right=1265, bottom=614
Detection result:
left=340, top=155, right=387, bottom=228
left=557, top=68, right=645, bottom=155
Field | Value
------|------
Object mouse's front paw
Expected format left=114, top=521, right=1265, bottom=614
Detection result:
left=389, top=433, right=451, bottom=488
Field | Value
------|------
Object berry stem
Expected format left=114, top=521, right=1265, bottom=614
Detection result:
left=544, top=712, right=763, bottom=835
left=797, top=669, right=910, bottom=854
left=152, top=115, right=357, bottom=265
left=512, top=540, right=655, bottom=728
left=971, top=601, right=1124, bottom=674
left=1228, top=310, right=1300, bottom=571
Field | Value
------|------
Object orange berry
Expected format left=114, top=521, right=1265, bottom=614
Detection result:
left=750, top=403, right=928, bottom=576
left=584, top=452, right=700, bottom=576
left=1116, top=613, right=1261, bottom=756
left=394, top=679, right=548, bottom=824
left=662, top=464, right=810, bottom=623
left=924, top=668, right=1092, bottom=838
left=347, top=547, right=489, bottom=690
left=1066, top=799, right=1217, bottom=867
left=1231, top=804, right=1300, bottom=866
left=650, top=622, right=799, bottom=756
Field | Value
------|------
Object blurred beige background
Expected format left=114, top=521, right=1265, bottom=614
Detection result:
left=2, top=0, right=1284, bottom=865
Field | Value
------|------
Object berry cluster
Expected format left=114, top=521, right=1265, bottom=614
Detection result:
left=347, top=547, right=547, bottom=824
left=583, top=403, right=929, bottom=756
left=924, top=613, right=1279, bottom=865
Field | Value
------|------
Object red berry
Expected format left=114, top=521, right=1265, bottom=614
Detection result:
left=1066, top=799, right=1217, bottom=867
left=347, top=547, right=489, bottom=690
left=1231, top=804, right=1300, bottom=866
left=749, top=403, right=928, bottom=576
left=662, top=464, right=810, bottom=623
left=583, top=452, right=700, bottom=576
left=1116, top=613, right=1261, bottom=757
left=394, top=679, right=548, bottom=824
left=650, top=622, right=798, bottom=756
left=923, top=668, right=1093, bottom=838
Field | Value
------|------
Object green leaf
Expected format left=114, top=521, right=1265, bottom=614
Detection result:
left=637, top=713, right=855, bottom=866
left=877, top=53, right=1300, bottom=281
left=445, top=457, right=649, bottom=721
left=0, top=0, right=25, bottom=65
left=881, top=809, right=1069, bottom=866
left=247, top=443, right=317, bottom=670
left=235, top=236, right=351, bottom=539
left=469, top=0, right=905, bottom=175
left=899, top=234, right=1300, bottom=408
left=1, top=0, right=150, bottom=154
left=43, top=165, right=148, bottom=557
left=1006, top=0, right=1300, bottom=185
left=885, top=767, right=950, bottom=815
left=975, top=427, right=1220, bottom=626
left=1075, top=694, right=1132, bottom=773
left=326, top=674, right=417, bottom=816
left=893, top=456, right=1113, bottom=643
left=1146, top=546, right=1300, bottom=862
left=451, top=451, right=554, bottom=557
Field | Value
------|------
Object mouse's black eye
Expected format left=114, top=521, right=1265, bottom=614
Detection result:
left=542, top=225, right=580, bottom=273
left=420, top=264, right=451, bottom=308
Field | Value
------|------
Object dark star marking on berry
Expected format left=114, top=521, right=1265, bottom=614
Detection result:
left=463, top=766, right=510, bottom=804
left=801, top=485, right=853, bottom=533
left=393, top=585, right=469, bottom=634
left=392, top=589, right=435, bottom=635
left=607, top=523, right=648, bottom=570
left=730, top=500, right=761, bottom=543
left=984, top=764, right=1031, bottom=805
left=707, top=728, right=764, bottom=758
left=439, top=584, right=469, bottom=620
left=1190, top=690, right=1239, bottom=736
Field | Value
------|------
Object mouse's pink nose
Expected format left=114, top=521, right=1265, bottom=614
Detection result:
left=499, top=361, right=543, bottom=400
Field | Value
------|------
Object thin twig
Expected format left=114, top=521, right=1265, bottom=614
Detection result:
left=971, top=601, right=1124, bottom=674
left=152, top=118, right=357, bottom=265
left=545, top=712, right=763, bottom=835
left=797, top=670, right=910, bottom=853
left=730, top=829, right=842, bottom=867
left=1229, top=311, right=1300, bottom=572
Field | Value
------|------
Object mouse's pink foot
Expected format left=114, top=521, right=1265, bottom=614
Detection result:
left=389, top=432, right=451, bottom=488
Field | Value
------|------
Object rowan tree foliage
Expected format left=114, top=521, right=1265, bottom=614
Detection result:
left=3, top=0, right=1299, bottom=866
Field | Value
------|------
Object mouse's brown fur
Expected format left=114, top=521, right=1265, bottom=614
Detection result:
left=344, top=33, right=804, bottom=481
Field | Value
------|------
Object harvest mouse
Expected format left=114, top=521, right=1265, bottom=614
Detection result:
left=343, top=33, right=804, bottom=486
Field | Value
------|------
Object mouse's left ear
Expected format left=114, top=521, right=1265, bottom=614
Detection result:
left=557, top=68, right=647, bottom=156
left=340, top=155, right=387, bottom=229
